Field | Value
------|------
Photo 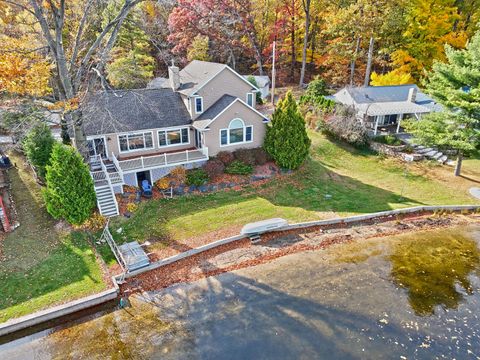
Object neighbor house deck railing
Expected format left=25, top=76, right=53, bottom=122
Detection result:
left=112, top=147, right=209, bottom=172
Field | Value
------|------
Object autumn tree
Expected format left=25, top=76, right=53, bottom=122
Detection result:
left=104, top=1, right=155, bottom=88
left=390, top=0, right=470, bottom=80
left=187, top=35, right=211, bottom=62
left=1, top=0, right=150, bottom=157
left=370, top=69, right=413, bottom=86
left=405, top=32, right=480, bottom=176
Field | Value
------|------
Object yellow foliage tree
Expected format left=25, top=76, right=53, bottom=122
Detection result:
left=0, top=36, right=51, bottom=97
left=370, top=69, right=414, bottom=86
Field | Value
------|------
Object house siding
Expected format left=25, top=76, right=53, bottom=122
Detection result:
left=203, top=101, right=266, bottom=156
left=193, top=68, right=255, bottom=120
left=104, top=127, right=195, bottom=159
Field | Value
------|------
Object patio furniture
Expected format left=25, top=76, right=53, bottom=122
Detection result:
left=141, top=180, right=153, bottom=198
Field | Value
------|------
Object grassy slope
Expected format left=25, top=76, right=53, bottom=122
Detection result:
left=0, top=153, right=106, bottom=322
left=110, top=132, right=479, bottom=249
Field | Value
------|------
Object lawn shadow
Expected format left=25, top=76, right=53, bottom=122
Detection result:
left=109, top=160, right=419, bottom=249
left=0, top=234, right=102, bottom=318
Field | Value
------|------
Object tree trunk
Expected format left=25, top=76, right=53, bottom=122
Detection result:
left=364, top=36, right=374, bottom=87
left=454, top=152, right=463, bottom=176
left=299, top=0, right=311, bottom=87
left=350, top=36, right=361, bottom=86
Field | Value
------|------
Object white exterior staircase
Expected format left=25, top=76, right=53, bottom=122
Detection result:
left=90, top=155, right=123, bottom=217
left=95, top=185, right=119, bottom=217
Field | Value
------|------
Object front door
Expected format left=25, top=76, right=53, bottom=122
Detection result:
left=87, top=137, right=107, bottom=159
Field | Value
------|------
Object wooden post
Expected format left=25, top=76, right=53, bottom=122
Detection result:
left=271, top=41, right=276, bottom=107
left=164, top=153, right=167, bottom=165
left=141, top=157, right=144, bottom=169
left=374, top=116, right=379, bottom=136
left=186, top=149, right=189, bottom=161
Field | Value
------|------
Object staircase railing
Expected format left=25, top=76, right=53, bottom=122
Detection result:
left=99, top=157, right=120, bottom=216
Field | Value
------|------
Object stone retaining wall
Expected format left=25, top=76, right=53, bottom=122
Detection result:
left=117, top=205, right=480, bottom=279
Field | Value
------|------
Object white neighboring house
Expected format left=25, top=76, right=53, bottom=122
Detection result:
left=243, top=75, right=271, bottom=99
left=327, top=85, right=442, bottom=135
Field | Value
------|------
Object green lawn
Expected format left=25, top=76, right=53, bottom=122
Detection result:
left=110, top=132, right=480, bottom=250
left=0, top=153, right=107, bottom=323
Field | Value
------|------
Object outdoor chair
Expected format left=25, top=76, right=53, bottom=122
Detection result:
left=141, top=179, right=153, bottom=198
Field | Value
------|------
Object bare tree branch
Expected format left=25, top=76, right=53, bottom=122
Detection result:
left=69, top=0, right=94, bottom=71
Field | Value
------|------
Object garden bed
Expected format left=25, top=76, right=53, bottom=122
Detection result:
left=116, top=161, right=285, bottom=216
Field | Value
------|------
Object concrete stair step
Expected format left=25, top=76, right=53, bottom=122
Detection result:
left=424, top=150, right=438, bottom=158
left=438, top=155, right=448, bottom=163
left=432, top=152, right=444, bottom=160
left=417, top=147, right=434, bottom=154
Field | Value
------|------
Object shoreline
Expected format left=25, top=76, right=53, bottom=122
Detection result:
left=121, top=212, right=480, bottom=295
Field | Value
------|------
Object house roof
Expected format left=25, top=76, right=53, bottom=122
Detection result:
left=178, top=60, right=258, bottom=96
left=346, top=84, right=422, bottom=103
left=82, top=88, right=191, bottom=136
left=197, top=95, right=237, bottom=121
left=357, top=101, right=432, bottom=116
left=177, top=60, right=227, bottom=96
left=329, top=84, right=441, bottom=116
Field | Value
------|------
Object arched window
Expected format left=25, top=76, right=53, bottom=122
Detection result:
left=220, top=118, right=253, bottom=146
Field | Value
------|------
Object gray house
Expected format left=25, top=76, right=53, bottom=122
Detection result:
left=328, top=85, right=441, bottom=135
left=83, top=60, right=268, bottom=217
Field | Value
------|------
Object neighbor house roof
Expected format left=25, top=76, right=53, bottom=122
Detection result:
left=357, top=101, right=432, bottom=116
left=329, top=84, right=441, bottom=116
left=82, top=88, right=191, bottom=136
left=346, top=84, right=422, bottom=103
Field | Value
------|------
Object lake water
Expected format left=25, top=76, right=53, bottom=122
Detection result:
left=1, top=225, right=480, bottom=359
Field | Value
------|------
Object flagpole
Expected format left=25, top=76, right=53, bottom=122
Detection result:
left=271, top=40, right=276, bottom=108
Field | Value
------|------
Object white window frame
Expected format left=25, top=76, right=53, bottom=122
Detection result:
left=158, top=127, right=190, bottom=148
left=86, top=135, right=108, bottom=159
left=118, top=131, right=154, bottom=153
left=219, top=118, right=253, bottom=147
left=246, top=92, right=254, bottom=107
left=194, top=96, right=203, bottom=114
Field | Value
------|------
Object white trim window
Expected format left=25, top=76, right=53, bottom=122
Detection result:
left=158, top=128, right=189, bottom=147
left=118, top=132, right=153, bottom=153
left=246, top=92, right=254, bottom=107
left=195, top=97, right=203, bottom=114
left=220, top=118, right=253, bottom=146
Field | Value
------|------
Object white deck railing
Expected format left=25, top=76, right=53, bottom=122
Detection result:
left=113, top=147, right=209, bottom=172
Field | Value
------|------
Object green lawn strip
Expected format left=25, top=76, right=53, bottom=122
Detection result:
left=0, top=232, right=107, bottom=322
left=0, top=153, right=107, bottom=323
left=109, top=132, right=479, bottom=251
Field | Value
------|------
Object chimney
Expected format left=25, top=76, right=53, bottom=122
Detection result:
left=407, top=87, right=417, bottom=102
left=168, top=60, right=180, bottom=91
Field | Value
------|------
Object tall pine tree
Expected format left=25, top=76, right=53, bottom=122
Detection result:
left=44, top=143, right=96, bottom=224
left=405, top=31, right=480, bottom=176
left=264, top=91, right=311, bottom=169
